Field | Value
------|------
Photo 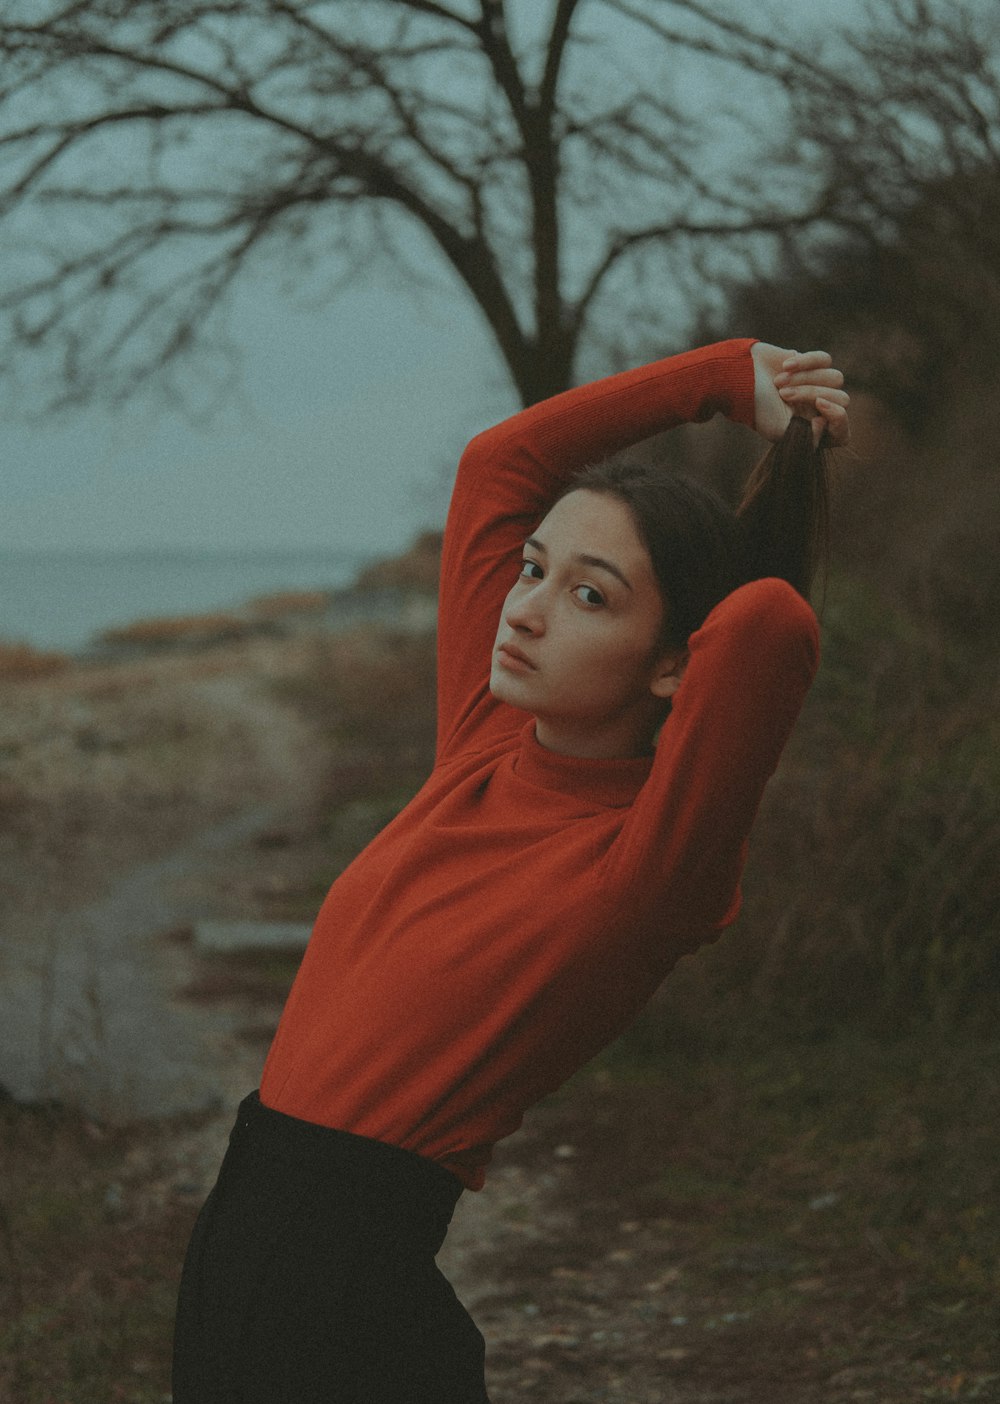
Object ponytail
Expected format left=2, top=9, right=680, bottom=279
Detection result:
left=736, top=415, right=830, bottom=602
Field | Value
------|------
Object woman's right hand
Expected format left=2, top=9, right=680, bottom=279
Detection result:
left=751, top=343, right=850, bottom=447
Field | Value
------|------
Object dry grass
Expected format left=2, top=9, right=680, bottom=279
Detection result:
left=0, top=427, right=996, bottom=1398
left=278, top=555, right=999, bottom=1044
left=97, top=611, right=255, bottom=646
left=0, top=1095, right=198, bottom=1404
left=352, top=528, right=442, bottom=594
left=503, top=1033, right=1000, bottom=1403
left=652, top=567, right=1000, bottom=1047
left=0, top=533, right=997, bottom=1400
left=2, top=1037, right=997, bottom=1403
left=0, top=640, right=71, bottom=679
left=246, top=588, right=332, bottom=617
left=279, top=622, right=438, bottom=788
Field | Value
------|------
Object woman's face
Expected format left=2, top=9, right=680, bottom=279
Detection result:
left=490, top=489, right=685, bottom=758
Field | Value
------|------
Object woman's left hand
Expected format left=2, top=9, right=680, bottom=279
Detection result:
left=751, top=343, right=851, bottom=447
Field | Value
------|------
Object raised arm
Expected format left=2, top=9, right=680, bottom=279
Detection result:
left=608, top=575, right=820, bottom=955
left=435, top=339, right=759, bottom=762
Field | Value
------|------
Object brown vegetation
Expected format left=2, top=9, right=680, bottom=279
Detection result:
left=0, top=521, right=996, bottom=1399
left=246, top=588, right=332, bottom=618
left=352, top=529, right=443, bottom=595
left=3, top=1027, right=996, bottom=1402
left=2, top=5, right=998, bottom=1396
left=0, top=640, right=71, bottom=679
left=97, top=610, right=256, bottom=648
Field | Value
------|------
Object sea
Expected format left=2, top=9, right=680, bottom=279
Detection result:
left=0, top=547, right=374, bottom=655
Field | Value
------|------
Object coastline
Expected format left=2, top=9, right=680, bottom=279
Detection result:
left=0, top=542, right=375, bottom=657
left=0, top=531, right=442, bottom=1117
left=0, top=529, right=442, bottom=672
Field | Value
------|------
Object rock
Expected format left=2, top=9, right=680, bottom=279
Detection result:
left=193, top=919, right=313, bottom=954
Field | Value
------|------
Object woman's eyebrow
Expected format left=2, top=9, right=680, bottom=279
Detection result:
left=524, top=536, right=632, bottom=591
left=575, top=553, right=633, bottom=591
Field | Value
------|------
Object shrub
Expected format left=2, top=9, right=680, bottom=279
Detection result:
left=0, top=642, right=70, bottom=679
left=659, top=573, right=1000, bottom=1044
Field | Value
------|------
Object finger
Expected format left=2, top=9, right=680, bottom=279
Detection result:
left=779, top=384, right=850, bottom=407
left=775, top=366, right=845, bottom=389
left=814, top=397, right=850, bottom=446
left=780, top=350, right=833, bottom=373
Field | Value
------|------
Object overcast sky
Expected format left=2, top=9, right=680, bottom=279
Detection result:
left=0, top=1, right=869, bottom=558
left=2, top=275, right=509, bottom=557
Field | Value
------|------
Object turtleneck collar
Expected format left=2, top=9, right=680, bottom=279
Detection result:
left=512, top=720, right=652, bottom=809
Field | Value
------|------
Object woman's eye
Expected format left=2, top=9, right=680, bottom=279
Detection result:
left=573, top=584, right=606, bottom=607
left=520, top=559, right=544, bottom=580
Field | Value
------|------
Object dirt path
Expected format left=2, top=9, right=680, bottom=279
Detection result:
left=3, top=636, right=996, bottom=1404
left=0, top=632, right=541, bottom=1359
left=0, top=639, right=328, bottom=1119
left=0, top=636, right=579, bottom=1393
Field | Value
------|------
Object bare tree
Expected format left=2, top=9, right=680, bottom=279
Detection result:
left=724, top=0, right=1000, bottom=417
left=0, top=0, right=840, bottom=411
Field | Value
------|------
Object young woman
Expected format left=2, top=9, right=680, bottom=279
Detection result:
left=173, top=337, right=849, bottom=1403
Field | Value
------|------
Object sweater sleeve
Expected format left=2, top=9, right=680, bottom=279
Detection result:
left=435, top=338, right=758, bottom=761
left=606, top=575, right=819, bottom=944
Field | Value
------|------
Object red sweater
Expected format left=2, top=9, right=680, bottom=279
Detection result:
left=260, top=339, right=819, bottom=1189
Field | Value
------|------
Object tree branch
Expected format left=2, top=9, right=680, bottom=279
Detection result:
left=573, top=202, right=834, bottom=331
left=539, top=0, right=582, bottom=117
left=4, top=0, right=990, bottom=415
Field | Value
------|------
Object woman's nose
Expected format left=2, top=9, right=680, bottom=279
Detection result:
left=504, top=584, right=546, bottom=635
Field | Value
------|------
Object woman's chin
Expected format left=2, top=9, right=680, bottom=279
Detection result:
left=489, top=665, right=532, bottom=708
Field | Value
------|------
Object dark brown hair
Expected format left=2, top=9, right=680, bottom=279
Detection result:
left=565, top=415, right=829, bottom=650
left=736, top=414, right=829, bottom=601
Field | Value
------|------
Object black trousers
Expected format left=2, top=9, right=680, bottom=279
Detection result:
left=172, top=1092, right=490, bottom=1403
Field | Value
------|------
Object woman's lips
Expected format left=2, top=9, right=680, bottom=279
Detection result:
left=497, top=642, right=537, bottom=673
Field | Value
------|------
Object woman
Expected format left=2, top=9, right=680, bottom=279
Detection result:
left=173, top=337, right=849, bottom=1402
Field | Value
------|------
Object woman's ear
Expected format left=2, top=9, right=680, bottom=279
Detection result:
left=649, top=648, right=688, bottom=700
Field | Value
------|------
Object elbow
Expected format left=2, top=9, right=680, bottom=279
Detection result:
left=733, top=576, right=820, bottom=675
left=459, top=423, right=506, bottom=474
left=695, top=576, right=820, bottom=690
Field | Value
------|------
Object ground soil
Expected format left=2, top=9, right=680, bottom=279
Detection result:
left=1, top=626, right=997, bottom=1403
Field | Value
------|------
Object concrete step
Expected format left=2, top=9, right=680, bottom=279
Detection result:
left=193, top=919, right=312, bottom=954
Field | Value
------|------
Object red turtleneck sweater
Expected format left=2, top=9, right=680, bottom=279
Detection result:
left=260, top=339, right=819, bottom=1188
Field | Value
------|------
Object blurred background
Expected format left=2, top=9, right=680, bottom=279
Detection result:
left=1, top=2, right=998, bottom=1401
